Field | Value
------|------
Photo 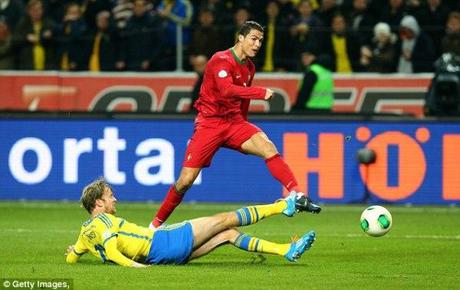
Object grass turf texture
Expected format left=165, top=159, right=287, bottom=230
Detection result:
left=1, top=202, right=459, bottom=290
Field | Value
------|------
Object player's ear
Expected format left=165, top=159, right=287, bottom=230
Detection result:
left=238, top=34, right=244, bottom=43
left=95, top=198, right=104, bottom=208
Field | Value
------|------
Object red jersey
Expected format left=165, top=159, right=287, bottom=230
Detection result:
left=194, top=48, right=266, bottom=119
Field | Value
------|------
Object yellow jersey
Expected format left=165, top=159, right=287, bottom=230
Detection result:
left=66, top=213, right=154, bottom=267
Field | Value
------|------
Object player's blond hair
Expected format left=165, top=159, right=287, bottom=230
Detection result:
left=80, top=178, right=111, bottom=214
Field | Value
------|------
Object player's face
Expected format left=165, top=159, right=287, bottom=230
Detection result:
left=241, top=29, right=264, bottom=58
left=100, top=187, right=117, bottom=214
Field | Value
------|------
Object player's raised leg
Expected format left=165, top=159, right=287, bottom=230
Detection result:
left=241, top=132, right=321, bottom=213
left=151, top=167, right=202, bottom=228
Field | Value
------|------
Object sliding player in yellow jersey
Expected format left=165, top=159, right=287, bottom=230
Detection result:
left=65, top=178, right=316, bottom=267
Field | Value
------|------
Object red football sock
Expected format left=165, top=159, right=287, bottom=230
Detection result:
left=265, top=154, right=299, bottom=192
left=152, top=185, right=184, bottom=227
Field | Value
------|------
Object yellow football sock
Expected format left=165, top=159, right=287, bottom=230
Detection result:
left=235, top=200, right=287, bottom=226
left=234, top=233, right=290, bottom=256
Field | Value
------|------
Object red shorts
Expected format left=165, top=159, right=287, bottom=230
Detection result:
left=183, top=115, right=262, bottom=168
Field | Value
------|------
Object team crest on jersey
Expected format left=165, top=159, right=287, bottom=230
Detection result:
left=218, top=70, right=228, bottom=78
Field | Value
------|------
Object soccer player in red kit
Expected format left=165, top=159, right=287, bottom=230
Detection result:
left=150, top=21, right=321, bottom=228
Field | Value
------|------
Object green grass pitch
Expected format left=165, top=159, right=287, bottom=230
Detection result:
left=1, top=201, right=459, bottom=290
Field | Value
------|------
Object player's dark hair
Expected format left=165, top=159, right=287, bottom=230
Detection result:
left=80, top=177, right=112, bottom=214
left=238, top=21, right=264, bottom=37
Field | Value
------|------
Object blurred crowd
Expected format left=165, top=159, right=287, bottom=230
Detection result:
left=0, top=0, right=459, bottom=73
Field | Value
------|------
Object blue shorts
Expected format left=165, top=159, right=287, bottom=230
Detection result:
left=145, top=221, right=194, bottom=265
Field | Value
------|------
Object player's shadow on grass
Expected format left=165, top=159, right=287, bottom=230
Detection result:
left=73, top=260, right=119, bottom=266
left=74, top=255, right=308, bottom=267
left=187, top=255, right=308, bottom=267
left=187, top=261, right=307, bottom=267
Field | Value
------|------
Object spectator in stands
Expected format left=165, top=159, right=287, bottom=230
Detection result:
left=54, top=2, right=88, bottom=70
left=379, top=0, right=407, bottom=32
left=81, top=0, right=113, bottom=30
left=189, top=8, right=221, bottom=59
left=43, top=0, right=83, bottom=25
left=111, top=0, right=133, bottom=29
left=360, top=22, right=397, bottom=73
left=316, top=0, right=340, bottom=29
left=0, top=0, right=24, bottom=30
left=414, top=0, right=449, bottom=55
left=396, top=15, right=435, bottom=73
left=194, top=0, right=235, bottom=27
left=346, top=0, right=375, bottom=46
left=441, top=12, right=460, bottom=56
left=292, top=51, right=334, bottom=112
left=0, top=18, right=14, bottom=69
left=119, top=0, right=161, bottom=71
left=289, top=0, right=323, bottom=71
left=156, top=0, right=193, bottom=71
left=257, top=0, right=290, bottom=72
left=86, top=10, right=120, bottom=71
left=13, top=0, right=56, bottom=70
left=221, top=6, right=251, bottom=48
left=321, top=12, right=362, bottom=73
left=277, top=0, right=298, bottom=26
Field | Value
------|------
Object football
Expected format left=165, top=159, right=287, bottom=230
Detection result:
left=360, top=205, right=392, bottom=237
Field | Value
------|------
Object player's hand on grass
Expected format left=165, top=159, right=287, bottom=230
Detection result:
left=264, top=88, right=274, bottom=100
left=65, top=245, right=74, bottom=256
left=132, top=262, right=150, bottom=268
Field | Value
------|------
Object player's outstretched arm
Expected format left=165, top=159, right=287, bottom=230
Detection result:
left=65, top=243, right=86, bottom=264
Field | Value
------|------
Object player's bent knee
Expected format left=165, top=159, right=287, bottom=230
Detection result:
left=211, top=228, right=238, bottom=245
left=175, top=182, right=192, bottom=193
left=178, top=168, right=201, bottom=187
left=260, top=141, right=278, bottom=158
left=226, top=228, right=241, bottom=243
left=176, top=175, right=197, bottom=192
left=213, top=212, right=237, bottom=228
